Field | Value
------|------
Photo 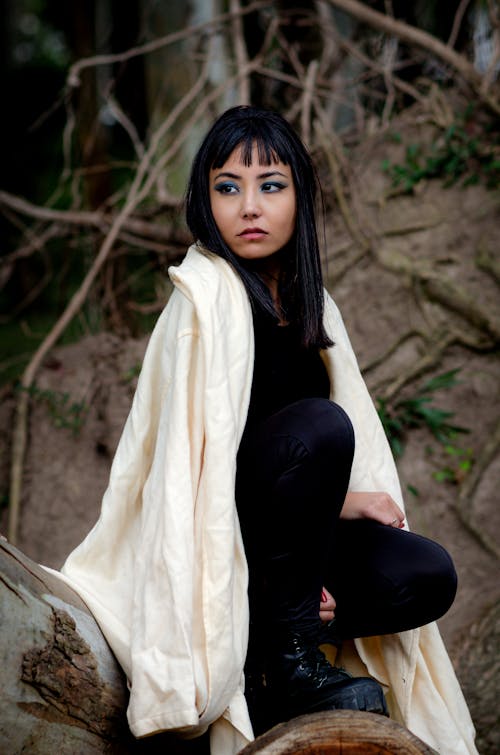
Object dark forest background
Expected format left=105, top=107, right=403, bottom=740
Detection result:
left=0, top=2, right=499, bottom=752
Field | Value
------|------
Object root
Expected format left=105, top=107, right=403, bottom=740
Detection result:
left=376, top=246, right=500, bottom=344
left=455, top=417, right=500, bottom=560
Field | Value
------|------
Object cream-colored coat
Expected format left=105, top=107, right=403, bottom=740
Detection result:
left=59, top=244, right=477, bottom=754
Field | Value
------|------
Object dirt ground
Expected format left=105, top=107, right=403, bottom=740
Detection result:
left=1, top=112, right=498, bottom=752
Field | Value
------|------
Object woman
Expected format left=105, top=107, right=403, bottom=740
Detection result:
left=58, top=107, right=477, bottom=754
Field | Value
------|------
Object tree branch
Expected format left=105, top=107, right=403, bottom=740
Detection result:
left=447, top=0, right=472, bottom=49
left=66, top=0, right=270, bottom=88
left=325, top=0, right=500, bottom=116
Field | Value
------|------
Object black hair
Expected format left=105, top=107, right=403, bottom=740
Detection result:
left=185, top=105, right=332, bottom=349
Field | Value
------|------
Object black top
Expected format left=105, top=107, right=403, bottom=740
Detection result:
left=243, top=308, right=331, bottom=434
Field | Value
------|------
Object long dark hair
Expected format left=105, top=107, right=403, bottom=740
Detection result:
left=185, top=106, right=332, bottom=349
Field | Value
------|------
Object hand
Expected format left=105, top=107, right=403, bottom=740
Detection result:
left=319, top=586, right=336, bottom=622
left=340, top=491, right=405, bottom=528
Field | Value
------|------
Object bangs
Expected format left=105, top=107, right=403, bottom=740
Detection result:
left=210, top=128, right=290, bottom=170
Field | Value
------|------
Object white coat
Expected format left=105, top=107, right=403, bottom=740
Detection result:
left=58, top=244, right=477, bottom=754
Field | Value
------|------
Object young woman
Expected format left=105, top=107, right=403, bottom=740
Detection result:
left=59, top=107, right=477, bottom=754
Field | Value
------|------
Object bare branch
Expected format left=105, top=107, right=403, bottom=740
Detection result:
left=66, top=1, right=270, bottom=88
left=230, top=0, right=251, bottom=105
left=447, top=0, right=472, bottom=49
left=0, top=190, right=101, bottom=227
left=325, top=0, right=500, bottom=116
left=301, top=61, right=319, bottom=145
left=456, top=416, right=500, bottom=560
left=105, top=95, right=145, bottom=159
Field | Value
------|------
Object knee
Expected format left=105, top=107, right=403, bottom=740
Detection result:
left=428, top=544, right=458, bottom=618
left=407, top=540, right=458, bottom=624
left=294, top=399, right=355, bottom=462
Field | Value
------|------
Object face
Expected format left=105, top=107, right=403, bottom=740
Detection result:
left=209, top=143, right=296, bottom=262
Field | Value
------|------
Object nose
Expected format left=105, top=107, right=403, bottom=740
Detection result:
left=240, top=190, right=261, bottom=219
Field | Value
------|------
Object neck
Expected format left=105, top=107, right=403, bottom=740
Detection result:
left=241, top=253, right=289, bottom=323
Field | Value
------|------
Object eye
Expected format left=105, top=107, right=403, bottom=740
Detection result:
left=214, top=182, right=239, bottom=194
left=261, top=181, right=287, bottom=193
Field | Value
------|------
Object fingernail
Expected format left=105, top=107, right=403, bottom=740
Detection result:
left=322, top=590, right=327, bottom=602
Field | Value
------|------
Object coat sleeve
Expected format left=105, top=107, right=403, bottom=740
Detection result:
left=126, top=292, right=210, bottom=735
left=322, top=292, right=405, bottom=510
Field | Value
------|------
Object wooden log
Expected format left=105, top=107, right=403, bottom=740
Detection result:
left=0, top=539, right=134, bottom=753
left=239, top=710, right=437, bottom=754
left=0, top=540, right=209, bottom=754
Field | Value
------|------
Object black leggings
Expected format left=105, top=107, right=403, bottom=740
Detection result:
left=236, top=398, right=457, bottom=640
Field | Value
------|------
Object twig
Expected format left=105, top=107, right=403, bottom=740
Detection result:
left=314, top=120, right=370, bottom=252
left=381, top=36, right=398, bottom=126
left=0, top=190, right=183, bottom=242
left=324, top=0, right=500, bottom=116
left=0, top=191, right=102, bottom=227
left=447, top=0, right=472, bottom=49
left=230, top=0, right=251, bottom=105
left=301, top=61, right=319, bottom=145
left=333, top=32, right=424, bottom=109
left=455, top=416, right=500, bottom=560
left=66, top=1, right=270, bottom=88
left=105, top=94, right=145, bottom=159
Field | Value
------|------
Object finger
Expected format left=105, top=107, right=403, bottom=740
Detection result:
left=320, top=596, right=336, bottom=613
left=321, top=587, right=336, bottom=608
left=388, top=513, right=405, bottom=527
left=319, top=608, right=335, bottom=622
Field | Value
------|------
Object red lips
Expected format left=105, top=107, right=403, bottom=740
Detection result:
left=237, top=227, right=268, bottom=238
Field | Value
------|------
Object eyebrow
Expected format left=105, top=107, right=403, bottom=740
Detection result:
left=212, top=170, right=288, bottom=181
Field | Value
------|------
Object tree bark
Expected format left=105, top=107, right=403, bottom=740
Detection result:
left=0, top=539, right=134, bottom=753
left=0, top=540, right=210, bottom=754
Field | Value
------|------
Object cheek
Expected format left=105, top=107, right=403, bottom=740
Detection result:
left=210, top=196, right=227, bottom=234
left=283, top=198, right=297, bottom=238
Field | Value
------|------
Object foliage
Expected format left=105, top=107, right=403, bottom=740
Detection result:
left=377, top=369, right=469, bottom=460
left=382, top=108, right=500, bottom=191
left=430, top=443, right=474, bottom=485
left=18, top=384, right=88, bottom=435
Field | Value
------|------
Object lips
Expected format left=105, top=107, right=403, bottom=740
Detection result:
left=237, top=227, right=268, bottom=239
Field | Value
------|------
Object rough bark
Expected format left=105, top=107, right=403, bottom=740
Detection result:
left=0, top=539, right=134, bottom=753
left=0, top=540, right=210, bottom=754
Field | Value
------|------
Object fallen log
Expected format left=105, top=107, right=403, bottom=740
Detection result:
left=241, top=709, right=436, bottom=754
left=0, top=540, right=208, bottom=754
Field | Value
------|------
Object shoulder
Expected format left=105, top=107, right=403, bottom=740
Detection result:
left=168, top=243, right=251, bottom=321
left=322, top=288, right=344, bottom=335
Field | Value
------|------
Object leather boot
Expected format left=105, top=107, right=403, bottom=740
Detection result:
left=267, top=621, right=388, bottom=720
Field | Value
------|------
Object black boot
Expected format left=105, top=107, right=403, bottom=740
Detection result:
left=267, top=621, right=388, bottom=720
